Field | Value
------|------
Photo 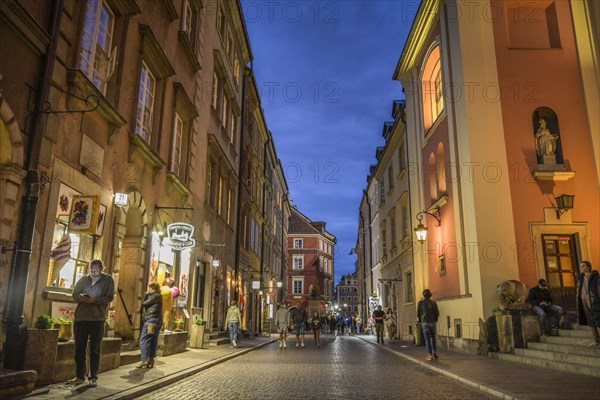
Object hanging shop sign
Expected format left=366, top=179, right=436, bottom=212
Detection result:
left=165, top=223, right=195, bottom=250
left=68, top=195, right=101, bottom=235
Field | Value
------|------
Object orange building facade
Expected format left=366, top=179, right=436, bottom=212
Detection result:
left=394, top=0, right=599, bottom=352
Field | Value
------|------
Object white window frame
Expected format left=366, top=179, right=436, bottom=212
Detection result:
left=212, top=73, right=219, bottom=110
left=293, top=238, right=303, bottom=249
left=182, top=1, right=193, bottom=37
left=292, top=278, right=303, bottom=294
left=170, top=113, right=183, bottom=175
left=217, top=176, right=224, bottom=215
left=227, top=188, right=232, bottom=224
left=135, top=62, right=156, bottom=142
left=293, top=255, right=304, bottom=270
left=80, top=0, right=115, bottom=94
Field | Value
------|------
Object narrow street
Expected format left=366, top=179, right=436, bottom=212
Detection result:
left=145, top=335, right=493, bottom=400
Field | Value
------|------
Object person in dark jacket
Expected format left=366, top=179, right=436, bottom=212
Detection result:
left=577, top=261, right=600, bottom=347
left=417, top=289, right=440, bottom=360
left=528, top=278, right=564, bottom=335
left=137, top=282, right=163, bottom=368
left=67, top=259, right=114, bottom=387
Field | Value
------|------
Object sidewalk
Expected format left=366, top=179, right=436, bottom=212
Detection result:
left=19, top=336, right=275, bottom=400
left=358, top=334, right=600, bottom=400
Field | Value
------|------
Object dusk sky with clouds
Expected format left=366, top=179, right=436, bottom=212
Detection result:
left=242, top=0, right=419, bottom=283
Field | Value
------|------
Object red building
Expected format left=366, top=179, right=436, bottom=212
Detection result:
left=286, top=206, right=336, bottom=316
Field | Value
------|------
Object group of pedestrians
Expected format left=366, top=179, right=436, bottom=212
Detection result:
left=62, top=258, right=600, bottom=386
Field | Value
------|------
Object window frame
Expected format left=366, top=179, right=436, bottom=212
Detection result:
left=135, top=61, right=156, bottom=143
left=292, top=255, right=304, bottom=270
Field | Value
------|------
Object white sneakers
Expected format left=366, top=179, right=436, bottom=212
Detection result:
left=233, top=340, right=237, bottom=348
left=283, top=340, right=287, bottom=348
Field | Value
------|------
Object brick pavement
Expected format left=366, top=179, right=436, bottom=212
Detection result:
left=18, top=333, right=600, bottom=400
left=358, top=334, right=600, bottom=400
left=145, top=334, right=495, bottom=400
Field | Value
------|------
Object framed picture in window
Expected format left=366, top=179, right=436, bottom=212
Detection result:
left=56, top=183, right=81, bottom=218
left=68, top=195, right=100, bottom=235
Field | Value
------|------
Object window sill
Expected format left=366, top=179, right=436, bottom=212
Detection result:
left=129, top=133, right=165, bottom=180
left=159, top=0, right=179, bottom=21
left=178, top=31, right=201, bottom=71
left=43, top=288, right=75, bottom=302
left=66, top=68, right=127, bottom=128
left=423, top=109, right=447, bottom=147
left=166, top=171, right=191, bottom=198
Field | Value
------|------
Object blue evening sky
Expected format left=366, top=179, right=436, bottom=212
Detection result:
left=242, top=0, right=419, bottom=284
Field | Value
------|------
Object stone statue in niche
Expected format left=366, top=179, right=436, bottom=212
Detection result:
left=534, top=118, right=559, bottom=157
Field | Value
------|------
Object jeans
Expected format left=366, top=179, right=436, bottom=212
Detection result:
left=140, top=317, right=162, bottom=361
left=582, top=303, right=600, bottom=343
left=228, top=322, right=239, bottom=343
left=295, top=323, right=305, bottom=336
left=73, top=321, right=105, bottom=380
left=421, top=322, right=437, bottom=355
left=356, top=323, right=363, bottom=333
left=532, top=304, right=563, bottom=333
left=375, top=323, right=384, bottom=342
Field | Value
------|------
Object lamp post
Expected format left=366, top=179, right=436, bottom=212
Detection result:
left=413, top=208, right=441, bottom=243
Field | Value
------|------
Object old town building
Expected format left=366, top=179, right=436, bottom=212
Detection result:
left=335, top=273, right=359, bottom=317
left=0, top=0, right=292, bottom=374
left=355, top=100, right=415, bottom=339
left=286, top=206, right=335, bottom=316
left=389, top=0, right=599, bottom=353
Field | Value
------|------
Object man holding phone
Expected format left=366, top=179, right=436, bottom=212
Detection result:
left=67, top=259, right=114, bottom=387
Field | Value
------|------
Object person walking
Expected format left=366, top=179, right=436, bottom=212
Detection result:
left=355, top=315, right=363, bottom=333
left=384, top=307, right=398, bottom=343
left=67, top=259, right=114, bottom=387
left=372, top=305, right=386, bottom=344
left=577, top=261, right=600, bottom=347
left=274, top=302, right=289, bottom=349
left=290, top=302, right=307, bottom=348
left=311, top=311, right=322, bottom=347
left=225, top=299, right=242, bottom=348
left=417, top=289, right=440, bottom=360
left=137, top=282, right=163, bottom=368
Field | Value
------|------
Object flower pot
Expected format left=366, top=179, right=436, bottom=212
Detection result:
left=24, top=329, right=59, bottom=385
left=58, top=323, right=73, bottom=342
left=189, top=324, right=205, bottom=349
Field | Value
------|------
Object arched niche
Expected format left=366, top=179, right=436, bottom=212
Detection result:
left=532, top=107, right=563, bottom=166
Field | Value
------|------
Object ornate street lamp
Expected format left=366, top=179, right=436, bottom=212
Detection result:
left=413, top=208, right=441, bottom=243
left=554, top=194, right=574, bottom=219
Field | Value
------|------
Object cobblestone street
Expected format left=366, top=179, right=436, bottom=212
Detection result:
left=145, top=335, right=493, bottom=400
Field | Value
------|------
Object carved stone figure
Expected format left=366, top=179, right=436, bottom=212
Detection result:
left=497, top=280, right=529, bottom=310
left=534, top=118, right=559, bottom=157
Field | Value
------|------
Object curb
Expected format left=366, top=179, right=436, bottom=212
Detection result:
left=357, top=336, right=522, bottom=400
left=99, top=339, right=277, bottom=400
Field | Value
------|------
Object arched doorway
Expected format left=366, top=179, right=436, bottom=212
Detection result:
left=112, top=190, right=149, bottom=340
left=0, top=96, right=25, bottom=321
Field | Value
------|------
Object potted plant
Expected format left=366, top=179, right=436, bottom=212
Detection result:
left=57, top=306, right=75, bottom=342
left=189, top=316, right=206, bottom=349
left=173, top=314, right=185, bottom=332
left=25, top=314, right=59, bottom=385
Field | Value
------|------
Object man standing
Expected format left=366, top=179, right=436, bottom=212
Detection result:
left=372, top=305, right=386, bottom=344
left=67, top=259, right=114, bottom=387
left=290, top=301, right=307, bottom=348
left=577, top=261, right=600, bottom=347
left=417, top=289, right=440, bottom=361
left=274, top=302, right=289, bottom=349
left=528, top=278, right=564, bottom=335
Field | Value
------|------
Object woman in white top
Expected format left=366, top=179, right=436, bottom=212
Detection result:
left=384, top=307, right=397, bottom=343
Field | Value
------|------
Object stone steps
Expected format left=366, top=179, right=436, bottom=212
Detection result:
left=541, top=335, right=594, bottom=346
left=528, top=341, right=600, bottom=357
left=492, top=352, right=600, bottom=377
left=514, top=347, right=600, bottom=368
left=556, top=328, right=595, bottom=338
left=120, top=350, right=141, bottom=366
left=204, top=337, right=231, bottom=346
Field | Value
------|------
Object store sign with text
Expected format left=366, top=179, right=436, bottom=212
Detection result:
left=165, top=223, right=195, bottom=250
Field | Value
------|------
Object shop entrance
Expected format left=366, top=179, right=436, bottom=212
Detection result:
left=114, top=206, right=145, bottom=340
